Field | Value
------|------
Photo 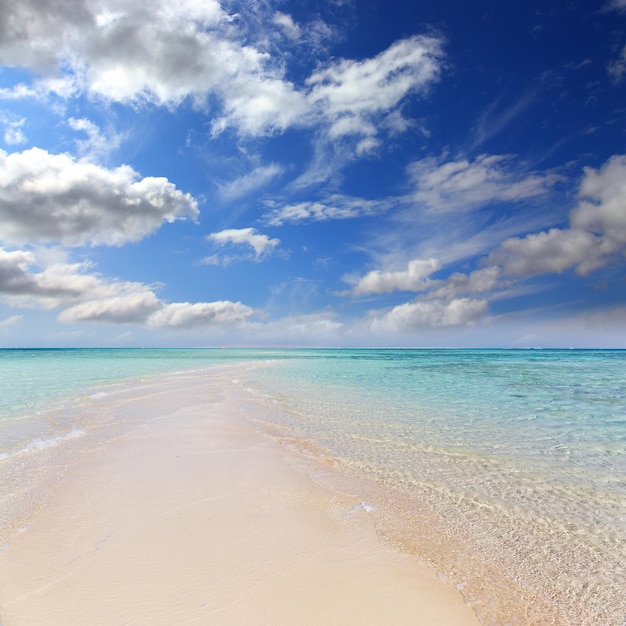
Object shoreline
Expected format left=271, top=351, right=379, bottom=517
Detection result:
left=0, top=366, right=479, bottom=625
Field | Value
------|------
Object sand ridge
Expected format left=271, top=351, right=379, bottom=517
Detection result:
left=0, top=370, right=479, bottom=625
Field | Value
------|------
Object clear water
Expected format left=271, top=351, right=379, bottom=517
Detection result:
left=0, top=348, right=625, bottom=625
left=0, top=348, right=277, bottom=457
left=240, top=349, right=626, bottom=626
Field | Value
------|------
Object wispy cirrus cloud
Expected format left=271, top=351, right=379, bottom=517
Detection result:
left=306, top=35, right=444, bottom=138
left=607, top=44, right=626, bottom=83
left=264, top=194, right=393, bottom=226
left=218, top=163, right=284, bottom=200
left=408, top=153, right=559, bottom=213
left=67, top=117, right=124, bottom=162
left=471, top=87, right=537, bottom=149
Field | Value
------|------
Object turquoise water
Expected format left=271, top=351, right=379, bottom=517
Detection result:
left=0, top=348, right=276, bottom=457
left=240, top=349, right=626, bottom=625
left=1, top=348, right=625, bottom=625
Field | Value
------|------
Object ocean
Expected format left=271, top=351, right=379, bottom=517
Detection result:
left=0, top=348, right=624, bottom=625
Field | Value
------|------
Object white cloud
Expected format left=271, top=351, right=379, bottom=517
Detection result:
left=605, top=0, right=626, bottom=11
left=67, top=117, right=123, bottom=161
left=572, top=155, right=626, bottom=244
left=0, top=248, right=92, bottom=303
left=0, top=1, right=444, bottom=145
left=264, top=194, right=392, bottom=226
left=0, top=246, right=258, bottom=329
left=355, top=136, right=381, bottom=156
left=0, top=314, right=22, bottom=328
left=0, top=0, right=303, bottom=132
left=351, top=258, right=441, bottom=295
left=245, top=312, right=344, bottom=344
left=491, top=228, right=604, bottom=276
left=307, top=35, right=443, bottom=134
left=408, top=154, right=557, bottom=213
left=370, top=297, right=488, bottom=332
left=147, top=301, right=255, bottom=328
left=428, top=266, right=502, bottom=300
left=471, top=88, right=537, bottom=149
left=60, top=295, right=256, bottom=329
left=1, top=114, right=27, bottom=145
left=607, top=45, right=626, bottom=83
left=0, top=84, right=40, bottom=101
left=214, top=34, right=444, bottom=140
left=218, top=163, right=284, bottom=200
left=490, top=154, right=626, bottom=277
left=211, top=74, right=309, bottom=137
left=0, top=148, right=198, bottom=246
left=0, top=0, right=231, bottom=103
left=328, top=116, right=377, bottom=139
left=58, top=292, right=162, bottom=324
left=206, top=227, right=280, bottom=262
left=272, top=12, right=301, bottom=40
left=0, top=248, right=163, bottom=312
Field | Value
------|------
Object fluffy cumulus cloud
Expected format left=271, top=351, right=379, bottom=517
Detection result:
left=492, top=228, right=604, bottom=276
left=351, top=258, right=441, bottom=295
left=359, top=154, right=626, bottom=333
left=61, top=296, right=256, bottom=329
left=370, top=297, right=488, bottom=332
left=572, top=155, right=626, bottom=243
left=350, top=261, right=499, bottom=330
left=491, top=155, right=626, bottom=277
left=58, top=292, right=162, bottom=324
left=0, top=0, right=229, bottom=102
left=0, top=0, right=445, bottom=143
left=427, top=266, right=502, bottom=300
left=0, top=249, right=167, bottom=315
left=0, top=148, right=198, bottom=246
left=147, top=301, right=255, bottom=328
left=408, top=153, right=557, bottom=212
left=0, top=248, right=256, bottom=329
left=205, top=228, right=280, bottom=265
left=0, top=249, right=99, bottom=304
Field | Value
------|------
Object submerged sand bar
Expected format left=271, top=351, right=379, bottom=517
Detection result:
left=0, top=366, right=478, bottom=625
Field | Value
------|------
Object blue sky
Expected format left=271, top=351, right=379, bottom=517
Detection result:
left=1, top=0, right=626, bottom=347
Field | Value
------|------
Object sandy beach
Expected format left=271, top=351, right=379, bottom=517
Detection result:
left=0, top=369, right=479, bottom=626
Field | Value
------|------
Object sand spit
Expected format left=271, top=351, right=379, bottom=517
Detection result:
left=0, top=368, right=478, bottom=625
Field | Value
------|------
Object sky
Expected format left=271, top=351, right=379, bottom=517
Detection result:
left=1, top=0, right=626, bottom=348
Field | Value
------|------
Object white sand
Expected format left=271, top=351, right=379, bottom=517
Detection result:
left=0, top=370, right=479, bottom=625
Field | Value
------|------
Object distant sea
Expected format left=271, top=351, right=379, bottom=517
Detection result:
left=1, top=348, right=624, bottom=625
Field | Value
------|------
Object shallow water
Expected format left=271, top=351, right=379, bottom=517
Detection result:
left=0, top=348, right=624, bottom=625
left=239, top=349, right=626, bottom=626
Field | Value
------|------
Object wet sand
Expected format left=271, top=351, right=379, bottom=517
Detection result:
left=0, top=369, right=479, bottom=625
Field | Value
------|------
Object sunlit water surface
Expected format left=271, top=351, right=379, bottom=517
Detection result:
left=0, top=348, right=624, bottom=625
